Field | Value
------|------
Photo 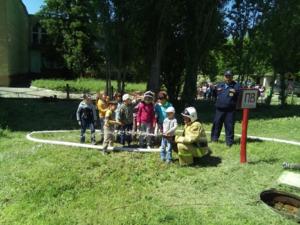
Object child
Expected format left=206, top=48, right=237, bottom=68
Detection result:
left=103, top=101, right=121, bottom=154
left=114, top=92, right=123, bottom=119
left=76, top=94, right=97, bottom=144
left=155, top=91, right=173, bottom=132
left=160, top=106, right=177, bottom=163
left=117, top=94, right=134, bottom=147
left=96, top=92, right=110, bottom=143
left=137, top=91, right=156, bottom=148
left=132, top=93, right=143, bottom=141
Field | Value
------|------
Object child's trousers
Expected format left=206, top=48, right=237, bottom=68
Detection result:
left=160, top=137, right=174, bottom=161
left=120, top=124, right=133, bottom=146
left=139, top=123, right=153, bottom=147
left=103, top=126, right=114, bottom=150
left=80, top=120, right=95, bottom=143
left=98, top=117, right=105, bottom=142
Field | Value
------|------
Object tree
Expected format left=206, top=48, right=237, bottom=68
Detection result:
left=40, top=0, right=103, bottom=77
left=260, top=0, right=300, bottom=105
left=181, top=0, right=225, bottom=105
left=225, top=0, right=262, bottom=82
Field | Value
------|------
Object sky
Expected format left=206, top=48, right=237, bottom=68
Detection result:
left=22, top=0, right=45, bottom=14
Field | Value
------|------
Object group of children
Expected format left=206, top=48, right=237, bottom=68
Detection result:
left=76, top=90, right=178, bottom=162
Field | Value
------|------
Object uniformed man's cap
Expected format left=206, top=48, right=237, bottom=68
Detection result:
left=224, top=70, right=233, bottom=77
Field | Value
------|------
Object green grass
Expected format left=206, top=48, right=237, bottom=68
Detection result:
left=0, top=98, right=300, bottom=225
left=31, top=78, right=147, bottom=93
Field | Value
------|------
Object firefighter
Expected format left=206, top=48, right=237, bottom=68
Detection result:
left=175, top=107, right=211, bottom=166
left=211, top=70, right=240, bottom=147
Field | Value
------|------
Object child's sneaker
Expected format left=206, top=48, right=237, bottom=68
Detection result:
left=166, top=160, right=172, bottom=164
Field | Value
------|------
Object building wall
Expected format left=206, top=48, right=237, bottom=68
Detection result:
left=0, top=0, right=29, bottom=86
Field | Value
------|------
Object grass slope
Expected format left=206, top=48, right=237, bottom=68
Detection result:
left=0, top=98, right=299, bottom=225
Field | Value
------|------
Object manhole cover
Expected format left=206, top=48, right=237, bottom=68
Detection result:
left=260, top=189, right=300, bottom=223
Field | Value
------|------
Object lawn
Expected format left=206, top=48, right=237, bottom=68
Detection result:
left=31, top=78, right=147, bottom=93
left=0, top=98, right=299, bottom=225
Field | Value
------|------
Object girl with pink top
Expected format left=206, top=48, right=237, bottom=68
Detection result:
left=137, top=91, right=156, bottom=148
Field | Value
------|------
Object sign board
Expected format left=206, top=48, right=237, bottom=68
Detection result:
left=237, top=89, right=258, bottom=109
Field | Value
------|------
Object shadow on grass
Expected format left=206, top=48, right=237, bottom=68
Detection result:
left=0, top=98, right=79, bottom=132
left=234, top=138, right=264, bottom=143
left=248, top=158, right=280, bottom=165
left=175, top=100, right=300, bottom=124
left=193, top=155, right=222, bottom=168
left=1, top=98, right=299, bottom=132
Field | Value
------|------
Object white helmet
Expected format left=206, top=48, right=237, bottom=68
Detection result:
left=165, top=106, right=175, bottom=113
left=181, top=107, right=198, bottom=122
left=122, top=94, right=132, bottom=101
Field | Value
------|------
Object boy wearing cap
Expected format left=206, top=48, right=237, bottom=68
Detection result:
left=117, top=94, right=134, bottom=146
left=160, top=106, right=177, bottom=163
left=76, top=94, right=97, bottom=144
left=103, top=101, right=122, bottom=154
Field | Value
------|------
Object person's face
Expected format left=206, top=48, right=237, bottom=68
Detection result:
left=110, top=104, right=117, bottom=111
left=116, top=96, right=122, bottom=101
left=125, top=99, right=132, bottom=105
left=105, top=96, right=110, bottom=102
left=144, top=97, right=152, bottom=104
left=224, top=75, right=233, bottom=83
left=159, top=97, right=166, bottom=104
left=167, top=112, right=174, bottom=119
left=87, top=98, right=92, bottom=104
left=183, top=116, right=191, bottom=125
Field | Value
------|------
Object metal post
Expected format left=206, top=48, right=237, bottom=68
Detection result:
left=66, top=84, right=70, bottom=99
left=240, top=108, right=249, bottom=163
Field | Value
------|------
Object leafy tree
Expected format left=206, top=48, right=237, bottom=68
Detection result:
left=181, top=0, right=225, bottom=104
left=39, top=0, right=103, bottom=77
left=225, top=0, right=263, bottom=82
left=259, top=0, right=300, bottom=105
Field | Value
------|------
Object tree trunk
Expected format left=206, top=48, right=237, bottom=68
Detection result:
left=182, top=45, right=199, bottom=105
left=265, top=72, right=276, bottom=105
left=147, top=37, right=164, bottom=93
left=279, top=72, right=287, bottom=106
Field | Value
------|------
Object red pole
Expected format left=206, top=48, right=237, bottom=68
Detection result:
left=240, top=108, right=249, bottom=163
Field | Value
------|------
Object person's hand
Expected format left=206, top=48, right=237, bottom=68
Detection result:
left=78, top=121, right=81, bottom=126
left=136, top=123, right=140, bottom=129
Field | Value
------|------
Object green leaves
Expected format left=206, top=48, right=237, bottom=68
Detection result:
left=40, top=0, right=103, bottom=76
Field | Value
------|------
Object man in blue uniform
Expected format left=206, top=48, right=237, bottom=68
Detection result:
left=211, top=70, right=240, bottom=147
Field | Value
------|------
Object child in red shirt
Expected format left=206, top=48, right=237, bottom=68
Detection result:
left=137, top=91, right=156, bottom=148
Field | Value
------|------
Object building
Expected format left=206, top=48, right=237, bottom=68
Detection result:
left=0, top=0, right=29, bottom=86
left=0, top=0, right=64, bottom=87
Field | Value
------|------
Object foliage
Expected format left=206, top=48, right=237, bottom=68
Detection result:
left=39, top=0, right=104, bottom=76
